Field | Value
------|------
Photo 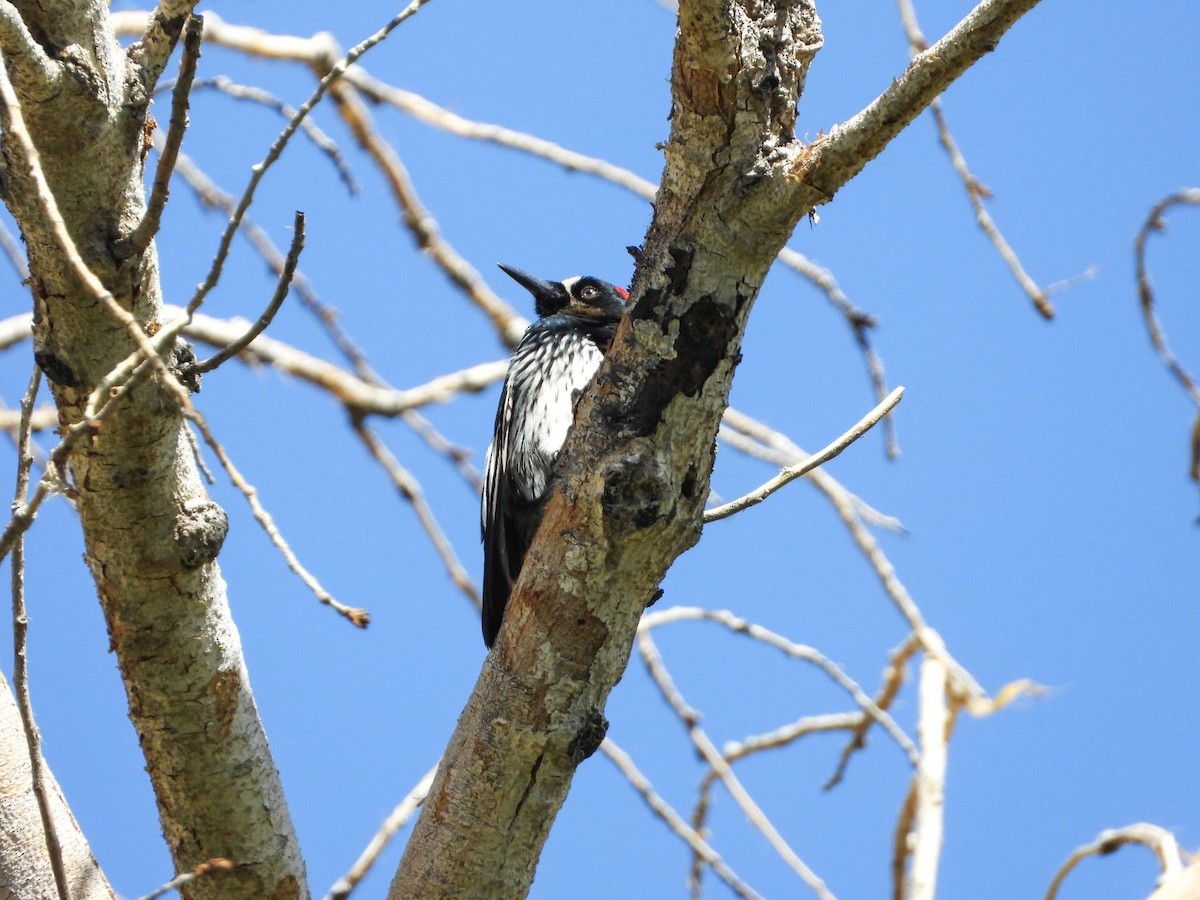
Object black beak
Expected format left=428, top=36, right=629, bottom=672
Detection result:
left=499, top=264, right=568, bottom=317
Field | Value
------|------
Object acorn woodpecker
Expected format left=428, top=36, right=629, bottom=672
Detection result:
left=481, top=264, right=630, bottom=648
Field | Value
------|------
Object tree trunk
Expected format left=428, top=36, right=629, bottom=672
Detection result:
left=0, top=3, right=306, bottom=897
left=390, top=0, right=1042, bottom=896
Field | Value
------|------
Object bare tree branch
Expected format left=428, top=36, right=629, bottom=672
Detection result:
left=705, top=386, right=903, bottom=522
left=192, top=210, right=305, bottom=375
left=898, top=656, right=949, bottom=900
left=601, top=738, right=763, bottom=900
left=0, top=308, right=509, bottom=421
left=351, top=420, right=480, bottom=611
left=186, top=76, right=359, bottom=192
left=0, top=2, right=61, bottom=98
left=896, top=0, right=1053, bottom=319
left=638, top=625, right=833, bottom=899
left=9, top=367, right=68, bottom=900
left=115, top=14, right=204, bottom=260
left=324, top=79, right=526, bottom=346
left=1045, top=823, right=1185, bottom=900
left=798, top=0, right=1044, bottom=202
left=182, top=0, right=434, bottom=330
left=324, top=763, right=439, bottom=900
left=137, top=859, right=235, bottom=900
left=639, top=606, right=917, bottom=764
left=131, top=0, right=199, bottom=91
left=1134, top=188, right=1200, bottom=483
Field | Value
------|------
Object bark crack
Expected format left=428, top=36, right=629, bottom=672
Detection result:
left=509, top=752, right=545, bottom=829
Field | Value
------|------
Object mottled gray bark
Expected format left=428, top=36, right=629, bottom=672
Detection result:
left=0, top=2, right=306, bottom=897
left=390, top=0, right=1042, bottom=897
left=0, top=677, right=114, bottom=900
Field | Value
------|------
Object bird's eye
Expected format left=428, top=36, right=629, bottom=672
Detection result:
left=580, top=285, right=598, bottom=301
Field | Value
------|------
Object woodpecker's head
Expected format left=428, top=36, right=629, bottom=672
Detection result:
left=499, top=264, right=630, bottom=319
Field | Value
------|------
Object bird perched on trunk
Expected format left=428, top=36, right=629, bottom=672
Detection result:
left=481, top=264, right=630, bottom=647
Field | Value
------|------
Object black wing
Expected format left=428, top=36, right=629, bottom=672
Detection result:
left=481, top=378, right=544, bottom=647
left=481, top=378, right=512, bottom=647
left=480, top=316, right=619, bottom=647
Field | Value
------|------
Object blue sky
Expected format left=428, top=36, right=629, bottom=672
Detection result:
left=2, top=1, right=1198, bottom=897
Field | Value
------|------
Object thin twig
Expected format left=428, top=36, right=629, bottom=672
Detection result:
left=177, top=307, right=507, bottom=416
left=133, top=0, right=198, bottom=92
left=401, top=410, right=483, bottom=492
left=191, top=210, right=305, bottom=375
left=184, top=76, right=358, bottom=193
left=1043, top=265, right=1097, bottom=296
left=1134, top=188, right=1200, bottom=482
left=115, top=14, right=204, bottom=260
left=137, top=858, right=234, bottom=900
left=826, top=633, right=921, bottom=790
left=188, top=410, right=369, bottom=627
left=325, top=79, right=526, bottom=347
left=896, top=0, right=1053, bottom=319
left=689, top=713, right=862, bottom=898
left=778, top=247, right=899, bottom=457
left=637, top=627, right=834, bottom=900
left=169, top=149, right=380, bottom=382
left=718, top=408, right=906, bottom=533
left=183, top=421, right=216, bottom=485
left=351, top=419, right=480, bottom=610
left=323, top=761, right=439, bottom=900
left=600, top=738, right=763, bottom=900
left=705, top=387, right=903, bottom=522
left=9, top=366, right=68, bottom=900
left=184, top=0, right=434, bottom=321
left=641, top=606, right=917, bottom=764
left=724, top=713, right=864, bottom=762
left=1045, top=823, right=1185, bottom=900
